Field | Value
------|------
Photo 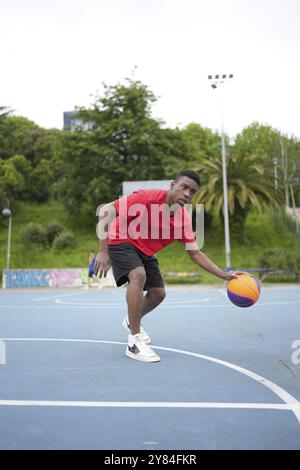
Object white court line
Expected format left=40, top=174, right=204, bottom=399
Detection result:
left=218, top=289, right=227, bottom=296
left=54, top=297, right=211, bottom=307
left=53, top=299, right=300, bottom=308
left=34, top=292, right=89, bottom=302
left=1, top=338, right=300, bottom=424
left=1, top=300, right=300, bottom=309
left=0, top=400, right=298, bottom=410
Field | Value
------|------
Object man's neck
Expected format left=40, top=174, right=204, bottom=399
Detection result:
left=165, top=191, right=173, bottom=207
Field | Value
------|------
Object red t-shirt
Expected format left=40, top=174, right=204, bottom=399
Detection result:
left=108, top=189, right=196, bottom=256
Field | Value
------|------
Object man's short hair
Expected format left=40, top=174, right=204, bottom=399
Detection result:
left=175, top=170, right=200, bottom=187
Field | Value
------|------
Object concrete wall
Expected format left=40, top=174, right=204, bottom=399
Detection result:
left=2, top=268, right=116, bottom=288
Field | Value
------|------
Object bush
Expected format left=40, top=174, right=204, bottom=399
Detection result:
left=53, top=230, right=76, bottom=250
left=20, top=223, right=46, bottom=246
left=259, top=248, right=300, bottom=280
left=44, top=222, right=64, bottom=245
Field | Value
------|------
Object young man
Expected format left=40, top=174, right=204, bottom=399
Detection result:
left=95, top=170, right=243, bottom=363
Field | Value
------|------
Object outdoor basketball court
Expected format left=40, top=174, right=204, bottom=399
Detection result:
left=0, top=285, right=300, bottom=450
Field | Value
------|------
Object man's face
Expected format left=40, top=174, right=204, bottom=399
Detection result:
left=170, top=176, right=199, bottom=207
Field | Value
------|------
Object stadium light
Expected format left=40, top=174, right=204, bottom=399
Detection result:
left=208, top=73, right=234, bottom=270
left=2, top=208, right=12, bottom=271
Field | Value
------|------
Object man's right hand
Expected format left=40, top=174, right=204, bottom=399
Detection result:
left=95, top=251, right=111, bottom=278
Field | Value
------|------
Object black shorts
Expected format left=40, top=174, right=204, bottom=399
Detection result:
left=108, top=242, right=164, bottom=290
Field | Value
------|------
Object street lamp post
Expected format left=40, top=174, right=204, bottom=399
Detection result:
left=208, top=73, right=234, bottom=271
left=2, top=208, right=12, bottom=271
left=278, top=134, right=289, bottom=207
left=272, top=157, right=279, bottom=191
left=290, top=177, right=299, bottom=233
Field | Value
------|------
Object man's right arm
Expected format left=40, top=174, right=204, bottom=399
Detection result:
left=95, top=201, right=117, bottom=278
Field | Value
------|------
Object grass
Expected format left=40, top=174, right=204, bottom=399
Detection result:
left=0, top=201, right=96, bottom=272
left=0, top=201, right=299, bottom=286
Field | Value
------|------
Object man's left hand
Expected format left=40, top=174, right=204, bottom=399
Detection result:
left=224, top=271, right=247, bottom=281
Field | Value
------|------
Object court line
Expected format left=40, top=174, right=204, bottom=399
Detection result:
left=48, top=299, right=300, bottom=308
left=33, top=292, right=89, bottom=302
left=54, top=297, right=211, bottom=306
left=0, top=400, right=298, bottom=410
left=1, top=300, right=300, bottom=309
left=1, top=338, right=300, bottom=424
left=218, top=289, right=227, bottom=296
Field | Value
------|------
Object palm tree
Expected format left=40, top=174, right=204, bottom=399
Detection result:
left=194, top=154, right=283, bottom=239
left=0, top=106, right=12, bottom=120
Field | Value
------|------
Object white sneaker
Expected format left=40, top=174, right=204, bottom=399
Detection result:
left=122, top=317, right=151, bottom=344
left=126, top=334, right=160, bottom=363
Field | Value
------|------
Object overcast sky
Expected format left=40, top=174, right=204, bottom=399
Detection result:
left=1, top=0, right=300, bottom=138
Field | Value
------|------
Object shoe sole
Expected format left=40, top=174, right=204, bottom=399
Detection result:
left=122, top=319, right=151, bottom=345
left=126, top=349, right=160, bottom=363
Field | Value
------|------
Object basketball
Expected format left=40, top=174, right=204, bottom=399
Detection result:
left=227, top=273, right=260, bottom=308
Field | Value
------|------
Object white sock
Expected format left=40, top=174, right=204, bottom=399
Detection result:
left=128, top=333, right=142, bottom=344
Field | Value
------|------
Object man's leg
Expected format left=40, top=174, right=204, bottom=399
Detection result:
left=141, top=288, right=166, bottom=318
left=126, top=266, right=146, bottom=335
left=126, top=267, right=160, bottom=362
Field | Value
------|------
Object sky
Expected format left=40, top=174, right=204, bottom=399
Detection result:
left=1, top=0, right=300, bottom=139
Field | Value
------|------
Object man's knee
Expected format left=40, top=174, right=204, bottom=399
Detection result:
left=149, top=287, right=166, bottom=304
left=128, top=267, right=146, bottom=287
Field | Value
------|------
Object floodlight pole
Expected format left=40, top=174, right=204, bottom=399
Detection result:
left=220, top=96, right=231, bottom=271
left=208, top=74, right=233, bottom=271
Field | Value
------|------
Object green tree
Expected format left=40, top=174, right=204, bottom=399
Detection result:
left=159, top=127, right=194, bottom=177
left=0, top=106, right=12, bottom=120
left=0, top=115, right=39, bottom=160
left=181, top=123, right=221, bottom=164
left=194, top=154, right=282, bottom=239
left=232, top=122, right=300, bottom=207
left=0, top=154, right=32, bottom=207
left=59, top=78, right=184, bottom=220
left=0, top=115, right=64, bottom=203
left=232, top=122, right=279, bottom=161
left=29, top=159, right=55, bottom=202
left=276, top=134, right=300, bottom=207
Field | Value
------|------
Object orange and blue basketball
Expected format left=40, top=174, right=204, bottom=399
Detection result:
left=227, top=273, right=260, bottom=308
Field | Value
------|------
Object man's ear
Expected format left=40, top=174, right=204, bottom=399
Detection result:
left=170, top=181, right=175, bottom=189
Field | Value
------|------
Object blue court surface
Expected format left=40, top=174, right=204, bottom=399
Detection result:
left=0, top=285, right=300, bottom=450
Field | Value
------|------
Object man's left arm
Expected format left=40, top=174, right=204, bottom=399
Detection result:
left=182, top=209, right=243, bottom=280
left=187, top=249, right=242, bottom=280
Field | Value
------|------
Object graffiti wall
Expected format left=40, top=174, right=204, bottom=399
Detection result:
left=2, top=269, right=116, bottom=288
